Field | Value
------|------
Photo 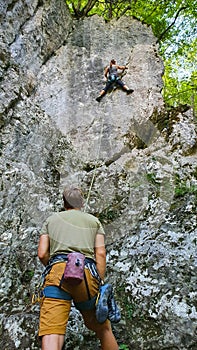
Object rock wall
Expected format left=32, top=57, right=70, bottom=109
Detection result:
left=0, top=0, right=197, bottom=349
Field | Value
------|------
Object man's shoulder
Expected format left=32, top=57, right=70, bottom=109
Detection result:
left=48, top=210, right=99, bottom=223
left=78, top=210, right=96, bottom=219
left=82, top=210, right=95, bottom=217
left=45, top=212, right=60, bottom=222
left=82, top=211, right=102, bottom=225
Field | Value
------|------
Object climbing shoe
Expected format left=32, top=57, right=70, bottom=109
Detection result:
left=95, top=283, right=112, bottom=323
left=96, top=95, right=102, bottom=102
left=108, top=291, right=121, bottom=323
left=126, top=89, right=134, bottom=95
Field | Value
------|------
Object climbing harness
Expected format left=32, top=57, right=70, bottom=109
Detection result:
left=31, top=254, right=101, bottom=306
left=31, top=254, right=69, bottom=304
left=107, top=64, right=128, bottom=93
left=41, top=285, right=72, bottom=301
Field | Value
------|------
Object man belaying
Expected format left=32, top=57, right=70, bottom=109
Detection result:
left=96, top=59, right=134, bottom=102
left=37, top=187, right=119, bottom=350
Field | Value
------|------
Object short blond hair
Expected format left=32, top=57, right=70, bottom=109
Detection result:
left=63, top=187, right=84, bottom=209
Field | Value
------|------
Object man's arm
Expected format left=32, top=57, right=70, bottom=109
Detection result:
left=38, top=234, right=50, bottom=266
left=117, top=65, right=128, bottom=70
left=94, top=234, right=106, bottom=281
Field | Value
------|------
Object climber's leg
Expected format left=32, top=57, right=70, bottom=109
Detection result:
left=96, top=89, right=106, bottom=102
left=96, top=81, right=111, bottom=102
left=117, top=80, right=134, bottom=94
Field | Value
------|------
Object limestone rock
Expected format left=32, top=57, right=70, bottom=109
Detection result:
left=0, top=0, right=196, bottom=349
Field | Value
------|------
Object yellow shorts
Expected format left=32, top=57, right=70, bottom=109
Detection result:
left=39, top=262, right=110, bottom=336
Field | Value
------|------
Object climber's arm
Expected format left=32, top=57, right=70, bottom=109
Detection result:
left=117, top=65, right=128, bottom=70
left=104, top=66, right=109, bottom=79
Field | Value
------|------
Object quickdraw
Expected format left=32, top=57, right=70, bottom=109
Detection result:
left=31, top=286, right=42, bottom=304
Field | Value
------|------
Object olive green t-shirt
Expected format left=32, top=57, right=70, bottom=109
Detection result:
left=40, top=209, right=105, bottom=260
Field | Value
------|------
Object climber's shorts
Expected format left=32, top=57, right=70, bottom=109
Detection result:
left=39, top=262, right=110, bottom=336
left=104, top=78, right=125, bottom=92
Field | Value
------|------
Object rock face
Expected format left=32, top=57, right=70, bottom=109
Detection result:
left=0, top=1, right=197, bottom=349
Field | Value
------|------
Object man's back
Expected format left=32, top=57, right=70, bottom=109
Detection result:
left=41, top=210, right=105, bottom=260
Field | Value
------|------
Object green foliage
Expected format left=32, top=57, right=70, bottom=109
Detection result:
left=21, top=269, right=34, bottom=283
left=65, top=0, right=97, bottom=18
left=65, top=0, right=132, bottom=19
left=174, top=175, right=197, bottom=198
left=162, top=37, right=197, bottom=112
left=175, top=182, right=197, bottom=198
left=65, top=0, right=197, bottom=110
left=125, top=302, right=135, bottom=319
left=146, top=172, right=158, bottom=186
left=116, top=283, right=136, bottom=320
left=98, top=206, right=119, bottom=224
left=119, top=344, right=129, bottom=350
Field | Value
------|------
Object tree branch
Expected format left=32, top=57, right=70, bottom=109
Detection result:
left=71, top=1, right=79, bottom=18
left=83, top=0, right=98, bottom=17
left=156, top=6, right=188, bottom=43
left=119, top=5, right=131, bottom=18
left=76, top=0, right=82, bottom=12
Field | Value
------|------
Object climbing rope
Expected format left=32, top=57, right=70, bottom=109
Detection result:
left=84, top=57, right=131, bottom=210
left=84, top=111, right=105, bottom=211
